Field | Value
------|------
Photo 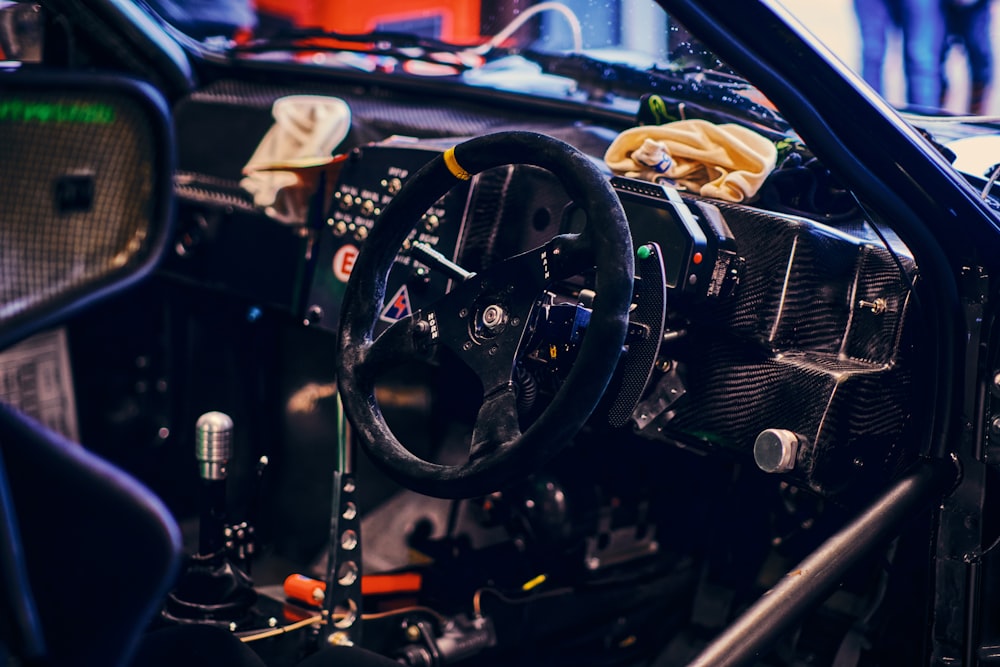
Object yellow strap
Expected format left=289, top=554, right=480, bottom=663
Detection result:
left=443, top=147, right=471, bottom=181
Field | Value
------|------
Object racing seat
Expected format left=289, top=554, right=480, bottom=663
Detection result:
left=0, top=402, right=183, bottom=667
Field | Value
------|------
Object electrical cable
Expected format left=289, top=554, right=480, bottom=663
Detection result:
left=227, top=2, right=583, bottom=73
left=850, top=194, right=921, bottom=312
left=472, top=584, right=575, bottom=617
left=467, top=2, right=583, bottom=56
left=237, top=604, right=449, bottom=643
left=980, top=162, right=1000, bottom=201
left=238, top=614, right=324, bottom=643
left=362, top=605, right=449, bottom=625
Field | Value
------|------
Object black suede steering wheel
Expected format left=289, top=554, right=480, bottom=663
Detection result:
left=337, top=131, right=634, bottom=499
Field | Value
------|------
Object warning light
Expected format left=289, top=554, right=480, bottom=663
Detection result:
left=692, top=252, right=703, bottom=265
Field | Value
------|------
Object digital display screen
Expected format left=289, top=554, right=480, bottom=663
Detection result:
left=620, top=197, right=695, bottom=289
left=0, top=99, right=116, bottom=124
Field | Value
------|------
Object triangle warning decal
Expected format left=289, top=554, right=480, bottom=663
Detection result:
left=380, top=284, right=412, bottom=323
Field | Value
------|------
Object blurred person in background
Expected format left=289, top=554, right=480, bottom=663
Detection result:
left=855, top=0, right=946, bottom=109
left=855, top=0, right=902, bottom=96
left=900, top=0, right=947, bottom=108
left=941, top=0, right=993, bottom=114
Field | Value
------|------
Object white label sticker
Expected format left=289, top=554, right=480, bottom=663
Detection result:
left=333, top=245, right=359, bottom=282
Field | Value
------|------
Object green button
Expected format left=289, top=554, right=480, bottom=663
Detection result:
left=636, top=244, right=653, bottom=260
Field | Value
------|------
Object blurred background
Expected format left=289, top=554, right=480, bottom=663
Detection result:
left=779, top=0, right=999, bottom=115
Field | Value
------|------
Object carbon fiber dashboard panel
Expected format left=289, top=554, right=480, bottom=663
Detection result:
left=174, top=78, right=618, bottom=186
left=633, top=200, right=917, bottom=497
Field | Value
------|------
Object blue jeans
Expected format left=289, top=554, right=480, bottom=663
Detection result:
left=899, top=0, right=947, bottom=108
left=943, top=0, right=993, bottom=86
left=854, top=0, right=901, bottom=94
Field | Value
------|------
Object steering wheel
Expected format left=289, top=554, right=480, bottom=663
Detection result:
left=337, top=131, right=634, bottom=499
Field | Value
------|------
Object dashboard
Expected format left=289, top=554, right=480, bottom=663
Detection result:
left=5, top=0, right=998, bottom=661
left=286, top=133, right=920, bottom=501
left=0, top=23, right=957, bottom=666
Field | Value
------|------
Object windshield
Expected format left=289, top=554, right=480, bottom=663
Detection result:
left=128, top=0, right=793, bottom=135
left=2, top=0, right=995, bottom=123
left=6, top=0, right=995, bottom=216
left=5, top=0, right=998, bottom=193
left=0, top=0, right=982, bottom=123
left=161, top=0, right=1000, bottom=120
left=39, top=1, right=737, bottom=116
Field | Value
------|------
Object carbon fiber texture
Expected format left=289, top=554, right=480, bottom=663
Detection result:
left=174, top=79, right=622, bottom=201
left=176, top=78, right=544, bottom=186
left=710, top=201, right=913, bottom=367
left=638, top=200, right=917, bottom=497
left=0, top=89, right=156, bottom=328
left=186, top=78, right=523, bottom=134
left=608, top=243, right=667, bottom=427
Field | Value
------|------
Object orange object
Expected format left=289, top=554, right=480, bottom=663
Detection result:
left=283, top=572, right=423, bottom=607
left=284, top=573, right=327, bottom=606
left=255, top=0, right=481, bottom=44
left=363, top=571, right=423, bottom=596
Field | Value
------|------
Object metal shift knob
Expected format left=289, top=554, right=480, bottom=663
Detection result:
left=195, top=411, right=233, bottom=481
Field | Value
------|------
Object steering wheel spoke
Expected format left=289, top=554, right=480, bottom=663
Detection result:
left=469, top=387, right=522, bottom=461
left=542, top=233, right=597, bottom=281
left=357, top=315, right=429, bottom=383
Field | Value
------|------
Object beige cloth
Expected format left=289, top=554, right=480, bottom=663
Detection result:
left=241, top=95, right=351, bottom=223
left=604, top=119, right=777, bottom=202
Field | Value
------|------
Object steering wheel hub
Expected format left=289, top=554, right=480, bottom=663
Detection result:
left=473, top=303, right=509, bottom=339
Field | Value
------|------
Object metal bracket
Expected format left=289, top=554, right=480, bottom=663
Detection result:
left=321, top=393, right=363, bottom=648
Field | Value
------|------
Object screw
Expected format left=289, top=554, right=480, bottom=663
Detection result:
left=304, top=306, right=323, bottom=326
left=328, top=631, right=353, bottom=647
left=990, top=417, right=1000, bottom=441
left=858, top=298, right=887, bottom=314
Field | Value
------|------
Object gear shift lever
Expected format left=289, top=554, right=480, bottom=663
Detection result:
left=195, top=411, right=232, bottom=560
left=163, top=411, right=256, bottom=625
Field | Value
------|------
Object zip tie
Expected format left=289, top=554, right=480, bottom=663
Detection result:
left=522, top=573, right=547, bottom=591
left=443, top=147, right=471, bottom=181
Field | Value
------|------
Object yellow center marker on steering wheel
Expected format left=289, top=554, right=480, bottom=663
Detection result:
left=443, top=147, right=471, bottom=181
